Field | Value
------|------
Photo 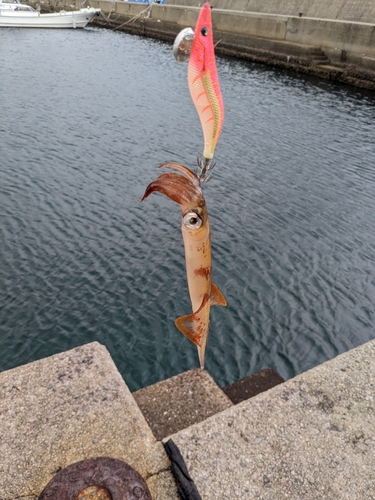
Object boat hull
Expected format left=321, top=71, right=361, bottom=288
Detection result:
left=0, top=7, right=100, bottom=28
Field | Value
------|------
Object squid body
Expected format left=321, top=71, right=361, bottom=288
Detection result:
left=188, top=2, right=224, bottom=166
left=142, top=163, right=226, bottom=368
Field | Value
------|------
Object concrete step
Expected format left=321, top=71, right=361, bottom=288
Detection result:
left=310, top=48, right=325, bottom=55
left=133, top=369, right=233, bottom=440
left=133, top=367, right=287, bottom=440
left=222, top=368, right=285, bottom=404
left=318, top=64, right=345, bottom=73
left=312, top=56, right=330, bottom=63
left=309, top=47, right=331, bottom=66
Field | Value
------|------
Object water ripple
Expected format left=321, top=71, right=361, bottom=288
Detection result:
left=1, top=29, right=375, bottom=389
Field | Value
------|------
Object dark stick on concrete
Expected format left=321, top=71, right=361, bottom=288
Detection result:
left=164, top=439, right=202, bottom=500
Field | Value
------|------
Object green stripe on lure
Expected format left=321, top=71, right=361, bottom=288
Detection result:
left=142, top=163, right=227, bottom=369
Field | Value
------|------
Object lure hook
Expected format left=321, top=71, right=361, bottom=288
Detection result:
left=197, top=156, right=216, bottom=183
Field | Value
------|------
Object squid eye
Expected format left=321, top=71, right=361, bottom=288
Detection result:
left=201, top=27, right=209, bottom=36
left=183, top=211, right=203, bottom=229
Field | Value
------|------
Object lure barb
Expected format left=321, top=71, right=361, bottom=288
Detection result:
left=142, top=163, right=227, bottom=368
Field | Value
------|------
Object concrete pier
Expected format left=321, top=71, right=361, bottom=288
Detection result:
left=169, top=339, right=375, bottom=499
left=0, top=343, right=179, bottom=499
left=1, top=339, right=375, bottom=498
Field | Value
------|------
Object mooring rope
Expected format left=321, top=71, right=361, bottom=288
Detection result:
left=113, top=2, right=153, bottom=31
left=98, top=9, right=113, bottom=26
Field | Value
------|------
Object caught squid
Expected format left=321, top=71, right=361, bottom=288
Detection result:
left=188, top=2, right=224, bottom=181
left=142, top=162, right=227, bottom=368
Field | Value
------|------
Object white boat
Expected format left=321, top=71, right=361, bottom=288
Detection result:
left=0, top=0, right=100, bottom=28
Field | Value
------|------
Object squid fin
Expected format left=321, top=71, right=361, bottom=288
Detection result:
left=175, top=294, right=210, bottom=347
left=211, top=283, right=227, bottom=306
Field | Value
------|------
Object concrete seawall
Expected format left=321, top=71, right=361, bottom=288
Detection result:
left=35, top=0, right=375, bottom=89
left=166, top=0, right=375, bottom=24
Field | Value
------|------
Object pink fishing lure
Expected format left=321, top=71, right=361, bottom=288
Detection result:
left=188, top=2, right=224, bottom=161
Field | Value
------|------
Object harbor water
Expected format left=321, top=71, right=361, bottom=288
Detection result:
left=1, top=27, right=375, bottom=391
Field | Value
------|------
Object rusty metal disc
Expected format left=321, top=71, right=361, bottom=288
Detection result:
left=38, top=457, right=152, bottom=500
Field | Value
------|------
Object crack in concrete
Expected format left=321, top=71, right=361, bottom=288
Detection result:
left=145, top=465, right=171, bottom=480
